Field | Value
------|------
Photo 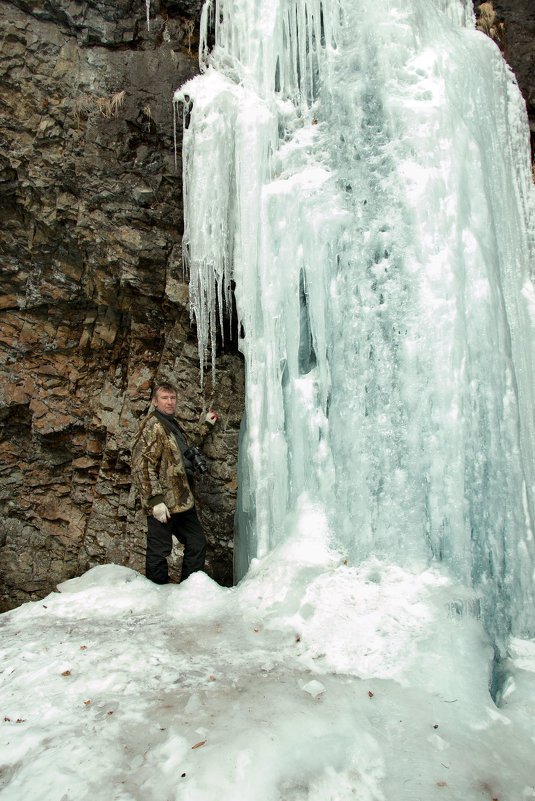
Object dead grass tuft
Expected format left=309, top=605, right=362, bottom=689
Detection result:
left=96, top=90, right=126, bottom=119
left=72, top=93, right=95, bottom=126
left=72, top=90, right=126, bottom=127
left=143, top=104, right=153, bottom=132
left=476, top=2, right=506, bottom=50
left=184, top=19, right=194, bottom=54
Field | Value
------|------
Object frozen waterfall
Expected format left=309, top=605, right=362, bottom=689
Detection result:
left=175, top=0, right=535, bottom=648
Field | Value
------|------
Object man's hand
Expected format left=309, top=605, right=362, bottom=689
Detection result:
left=153, top=502, right=170, bottom=523
left=205, top=409, right=218, bottom=426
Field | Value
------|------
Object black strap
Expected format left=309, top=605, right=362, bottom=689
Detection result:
left=152, top=410, right=194, bottom=476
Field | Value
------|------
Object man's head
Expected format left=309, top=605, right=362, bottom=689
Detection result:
left=152, top=382, right=178, bottom=416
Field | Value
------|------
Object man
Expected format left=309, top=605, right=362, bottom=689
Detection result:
left=131, top=381, right=218, bottom=584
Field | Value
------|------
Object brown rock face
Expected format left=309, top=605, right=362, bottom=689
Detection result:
left=0, top=0, right=244, bottom=610
left=475, top=0, right=535, bottom=162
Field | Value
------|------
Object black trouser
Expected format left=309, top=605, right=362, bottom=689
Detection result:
left=146, top=507, right=207, bottom=584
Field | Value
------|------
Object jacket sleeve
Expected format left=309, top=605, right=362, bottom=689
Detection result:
left=189, top=418, right=214, bottom=447
left=131, top=418, right=166, bottom=509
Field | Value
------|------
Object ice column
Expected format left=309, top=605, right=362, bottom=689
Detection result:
left=176, top=0, right=535, bottom=643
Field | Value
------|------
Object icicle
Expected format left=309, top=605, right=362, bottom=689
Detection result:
left=172, top=99, right=177, bottom=171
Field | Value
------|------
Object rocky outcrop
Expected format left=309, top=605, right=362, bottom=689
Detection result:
left=475, top=0, right=535, bottom=163
left=0, top=0, right=243, bottom=610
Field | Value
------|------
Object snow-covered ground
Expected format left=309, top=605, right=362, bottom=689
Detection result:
left=2, top=547, right=535, bottom=800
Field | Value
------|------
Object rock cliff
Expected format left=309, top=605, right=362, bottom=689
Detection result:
left=1, top=0, right=534, bottom=610
left=475, top=1, right=535, bottom=161
left=0, top=0, right=243, bottom=610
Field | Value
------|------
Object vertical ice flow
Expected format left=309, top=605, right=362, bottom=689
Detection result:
left=174, top=0, right=535, bottom=645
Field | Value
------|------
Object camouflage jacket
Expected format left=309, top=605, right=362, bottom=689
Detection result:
left=130, top=411, right=210, bottom=516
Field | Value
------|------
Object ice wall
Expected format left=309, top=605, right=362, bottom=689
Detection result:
left=175, top=0, right=535, bottom=645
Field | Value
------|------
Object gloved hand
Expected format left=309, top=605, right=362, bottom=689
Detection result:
left=152, top=502, right=170, bottom=523
left=205, top=409, right=218, bottom=426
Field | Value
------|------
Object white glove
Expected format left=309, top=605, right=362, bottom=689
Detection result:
left=152, top=502, right=170, bottom=523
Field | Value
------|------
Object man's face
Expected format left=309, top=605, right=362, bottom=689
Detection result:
left=153, top=389, right=177, bottom=416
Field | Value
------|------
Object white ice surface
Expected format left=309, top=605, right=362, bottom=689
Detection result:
left=177, top=0, right=535, bottom=648
left=1, top=562, right=535, bottom=800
